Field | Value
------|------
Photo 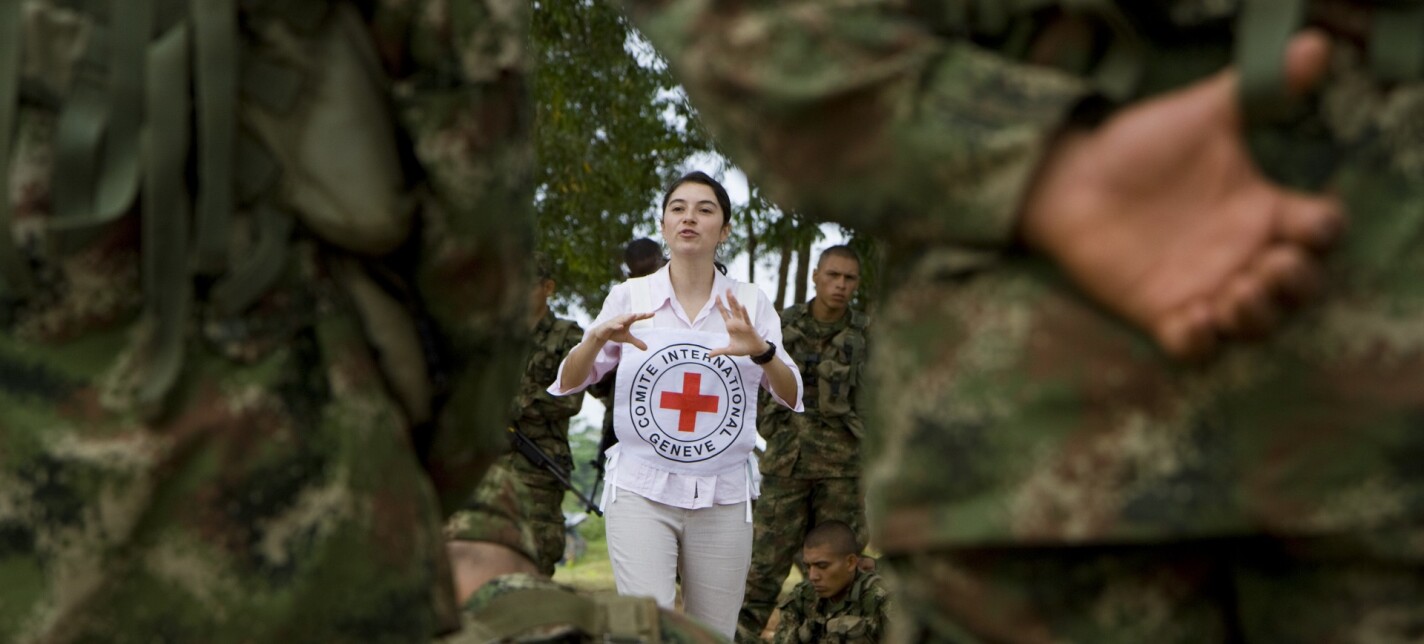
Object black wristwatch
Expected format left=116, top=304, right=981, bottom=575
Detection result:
left=751, top=341, right=777, bottom=365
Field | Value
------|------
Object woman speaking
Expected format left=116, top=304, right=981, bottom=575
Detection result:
left=551, top=171, right=802, bottom=638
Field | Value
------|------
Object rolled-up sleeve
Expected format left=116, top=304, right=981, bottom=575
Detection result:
left=757, top=290, right=803, bottom=413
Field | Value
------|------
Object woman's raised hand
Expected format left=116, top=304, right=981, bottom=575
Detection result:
left=710, top=289, right=767, bottom=358
left=591, top=312, right=654, bottom=351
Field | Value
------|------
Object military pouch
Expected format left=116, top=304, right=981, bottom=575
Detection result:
left=816, top=359, right=854, bottom=418
left=468, top=588, right=662, bottom=643
left=239, top=2, right=415, bottom=256
left=331, top=257, right=433, bottom=426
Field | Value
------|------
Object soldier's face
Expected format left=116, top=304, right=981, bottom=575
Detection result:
left=661, top=183, right=729, bottom=259
left=528, top=278, right=554, bottom=322
left=803, top=544, right=857, bottom=599
left=812, top=255, right=861, bottom=313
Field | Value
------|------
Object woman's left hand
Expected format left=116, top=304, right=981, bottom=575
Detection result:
left=710, top=289, right=768, bottom=358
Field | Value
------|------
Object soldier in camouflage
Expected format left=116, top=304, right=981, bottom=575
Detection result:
left=741, top=245, right=870, bottom=643
left=771, top=521, right=891, bottom=644
left=1, top=0, right=532, bottom=641
left=502, top=257, right=585, bottom=575
left=623, top=0, right=1424, bottom=640
left=443, top=457, right=727, bottom=643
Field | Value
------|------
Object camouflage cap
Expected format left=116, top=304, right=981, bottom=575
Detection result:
left=444, top=461, right=541, bottom=564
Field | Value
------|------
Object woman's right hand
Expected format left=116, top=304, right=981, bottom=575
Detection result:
left=590, top=312, right=654, bottom=351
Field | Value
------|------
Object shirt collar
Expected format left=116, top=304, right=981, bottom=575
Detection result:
left=647, top=264, right=737, bottom=322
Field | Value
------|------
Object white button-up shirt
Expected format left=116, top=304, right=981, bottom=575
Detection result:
left=552, top=265, right=802, bottom=509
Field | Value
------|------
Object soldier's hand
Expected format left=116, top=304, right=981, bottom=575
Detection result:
left=591, top=312, right=654, bottom=351
left=1019, top=30, right=1343, bottom=359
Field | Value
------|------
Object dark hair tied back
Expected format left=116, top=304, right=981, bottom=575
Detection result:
left=661, top=171, right=733, bottom=228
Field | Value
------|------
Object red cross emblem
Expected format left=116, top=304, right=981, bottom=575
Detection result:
left=659, top=372, right=720, bottom=433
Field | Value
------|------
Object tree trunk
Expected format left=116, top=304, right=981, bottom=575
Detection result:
left=746, top=228, right=757, bottom=284
left=793, top=236, right=812, bottom=304
left=774, top=237, right=792, bottom=310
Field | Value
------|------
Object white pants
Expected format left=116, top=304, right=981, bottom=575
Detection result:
left=604, top=492, right=752, bottom=640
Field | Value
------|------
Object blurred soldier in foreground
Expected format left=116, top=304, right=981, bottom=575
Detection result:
left=444, top=462, right=726, bottom=643
left=771, top=521, right=890, bottom=644
left=623, top=0, right=1424, bottom=640
left=504, top=257, right=586, bottom=574
left=0, top=1, right=531, bottom=640
left=741, top=245, right=870, bottom=642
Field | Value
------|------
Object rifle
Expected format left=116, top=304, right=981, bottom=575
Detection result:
left=508, top=424, right=603, bottom=517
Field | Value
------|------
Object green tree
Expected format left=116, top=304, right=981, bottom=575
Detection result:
left=532, top=1, right=863, bottom=312
left=532, top=0, right=709, bottom=314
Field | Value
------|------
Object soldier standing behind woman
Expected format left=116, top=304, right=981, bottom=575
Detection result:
left=497, top=257, right=585, bottom=575
left=551, top=171, right=802, bottom=639
left=741, top=245, right=871, bottom=642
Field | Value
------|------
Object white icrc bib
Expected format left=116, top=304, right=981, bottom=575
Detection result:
left=601, top=276, right=765, bottom=517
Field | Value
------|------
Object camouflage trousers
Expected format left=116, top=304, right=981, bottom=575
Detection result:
left=738, top=474, right=867, bottom=643
left=502, top=454, right=568, bottom=576
left=883, top=528, right=1424, bottom=644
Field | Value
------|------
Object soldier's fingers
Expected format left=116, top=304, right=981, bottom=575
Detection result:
left=1255, top=244, right=1324, bottom=306
left=1156, top=299, right=1217, bottom=360
left=1284, top=29, right=1333, bottom=98
left=1220, top=274, right=1281, bottom=338
left=1274, top=190, right=1345, bottom=252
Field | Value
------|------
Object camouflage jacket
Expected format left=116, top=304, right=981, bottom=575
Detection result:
left=625, top=0, right=1424, bottom=553
left=772, top=571, right=891, bottom=644
left=759, top=301, right=868, bottom=479
left=510, top=311, right=584, bottom=484
left=446, top=573, right=726, bottom=643
left=0, top=1, right=532, bottom=641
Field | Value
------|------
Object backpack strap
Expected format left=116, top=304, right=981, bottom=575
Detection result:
left=0, top=0, right=33, bottom=296
left=192, top=0, right=238, bottom=274
left=627, top=274, right=656, bottom=330
left=735, top=281, right=760, bottom=325
left=132, top=21, right=193, bottom=416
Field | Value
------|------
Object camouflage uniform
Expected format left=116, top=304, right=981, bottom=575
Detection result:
left=771, top=570, right=891, bottom=644
left=741, top=300, right=870, bottom=642
left=624, top=0, right=1424, bottom=640
left=499, top=310, right=584, bottom=575
left=0, top=1, right=532, bottom=641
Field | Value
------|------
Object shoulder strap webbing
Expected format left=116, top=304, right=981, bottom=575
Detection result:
left=51, top=0, right=150, bottom=238
left=0, top=0, right=33, bottom=296
left=191, top=0, right=237, bottom=274
left=132, top=21, right=192, bottom=415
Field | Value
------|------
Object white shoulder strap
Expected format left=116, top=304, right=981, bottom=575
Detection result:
left=735, top=282, right=760, bottom=323
left=627, top=276, right=655, bottom=330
